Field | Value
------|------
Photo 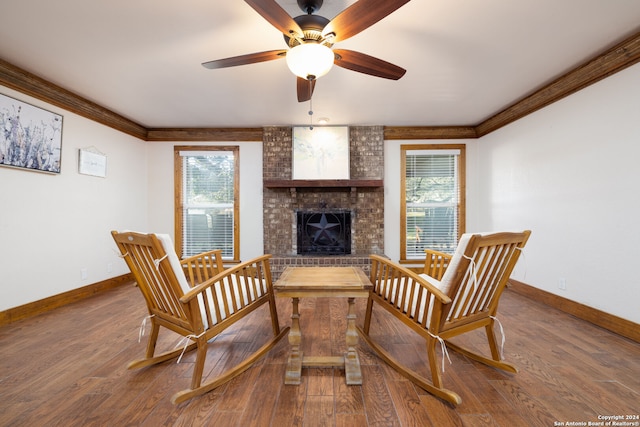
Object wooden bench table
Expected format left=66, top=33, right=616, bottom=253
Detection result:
left=273, top=266, right=373, bottom=385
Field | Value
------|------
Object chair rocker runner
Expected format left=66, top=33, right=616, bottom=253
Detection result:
left=358, top=230, right=531, bottom=405
left=111, top=230, right=289, bottom=404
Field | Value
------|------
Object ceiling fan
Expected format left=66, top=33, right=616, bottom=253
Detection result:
left=202, top=0, right=410, bottom=102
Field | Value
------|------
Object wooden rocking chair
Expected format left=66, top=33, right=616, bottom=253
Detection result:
left=111, top=230, right=289, bottom=404
left=358, top=230, right=531, bottom=405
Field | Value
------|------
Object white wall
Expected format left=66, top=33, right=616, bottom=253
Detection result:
left=476, top=63, right=640, bottom=323
left=0, top=87, right=148, bottom=311
left=145, top=141, right=265, bottom=261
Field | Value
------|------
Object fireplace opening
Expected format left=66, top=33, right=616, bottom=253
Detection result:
left=297, top=210, right=351, bottom=255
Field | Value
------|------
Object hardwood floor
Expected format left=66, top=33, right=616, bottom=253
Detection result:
left=1, top=283, right=638, bottom=426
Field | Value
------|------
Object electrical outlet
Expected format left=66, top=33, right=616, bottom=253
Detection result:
left=107, top=263, right=113, bottom=273
left=558, top=278, right=567, bottom=290
left=81, top=268, right=88, bottom=280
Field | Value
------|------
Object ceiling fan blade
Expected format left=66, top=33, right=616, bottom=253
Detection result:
left=322, top=0, right=410, bottom=43
left=245, top=0, right=303, bottom=38
left=333, top=49, right=406, bottom=80
left=297, top=77, right=316, bottom=102
left=202, top=50, right=286, bottom=69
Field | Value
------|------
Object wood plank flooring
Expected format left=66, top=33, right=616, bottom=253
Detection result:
left=1, top=283, right=638, bottom=426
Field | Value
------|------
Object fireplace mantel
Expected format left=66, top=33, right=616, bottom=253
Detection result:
left=264, top=179, right=383, bottom=189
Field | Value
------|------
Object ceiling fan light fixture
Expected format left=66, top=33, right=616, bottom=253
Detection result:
left=286, top=43, right=334, bottom=80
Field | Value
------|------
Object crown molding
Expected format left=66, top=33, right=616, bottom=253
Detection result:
left=146, top=127, right=263, bottom=141
left=0, top=58, right=147, bottom=140
left=384, top=126, right=477, bottom=140
left=475, top=30, right=640, bottom=136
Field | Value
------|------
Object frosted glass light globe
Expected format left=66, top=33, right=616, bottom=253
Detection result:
left=286, top=43, right=335, bottom=80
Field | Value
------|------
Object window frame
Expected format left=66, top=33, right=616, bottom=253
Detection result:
left=400, top=144, right=466, bottom=262
left=174, top=145, right=240, bottom=262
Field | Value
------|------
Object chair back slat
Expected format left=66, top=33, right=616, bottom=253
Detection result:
left=112, top=232, right=192, bottom=327
left=444, top=232, right=529, bottom=327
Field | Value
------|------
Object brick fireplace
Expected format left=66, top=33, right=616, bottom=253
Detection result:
left=262, top=126, right=385, bottom=279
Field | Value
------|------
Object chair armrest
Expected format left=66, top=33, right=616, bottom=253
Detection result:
left=416, top=273, right=452, bottom=304
left=180, top=275, right=219, bottom=303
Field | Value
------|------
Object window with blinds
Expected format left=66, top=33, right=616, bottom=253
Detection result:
left=175, top=147, right=239, bottom=260
left=401, top=145, right=465, bottom=260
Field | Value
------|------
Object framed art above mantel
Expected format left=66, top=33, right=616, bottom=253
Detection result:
left=292, top=125, right=349, bottom=180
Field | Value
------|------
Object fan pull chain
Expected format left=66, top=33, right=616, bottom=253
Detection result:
left=308, top=81, right=314, bottom=130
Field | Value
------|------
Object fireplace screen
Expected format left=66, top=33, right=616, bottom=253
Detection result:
left=297, top=211, right=351, bottom=255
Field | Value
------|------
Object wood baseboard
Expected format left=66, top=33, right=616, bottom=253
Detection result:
left=508, top=279, right=639, bottom=343
left=0, top=274, right=134, bottom=326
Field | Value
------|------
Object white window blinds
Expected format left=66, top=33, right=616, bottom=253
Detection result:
left=180, top=150, right=235, bottom=258
left=405, top=149, right=460, bottom=258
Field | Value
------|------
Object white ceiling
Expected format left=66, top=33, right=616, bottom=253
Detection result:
left=1, top=0, right=639, bottom=129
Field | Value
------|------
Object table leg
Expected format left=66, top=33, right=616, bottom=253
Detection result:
left=285, top=297, right=303, bottom=384
left=344, top=297, right=363, bottom=385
